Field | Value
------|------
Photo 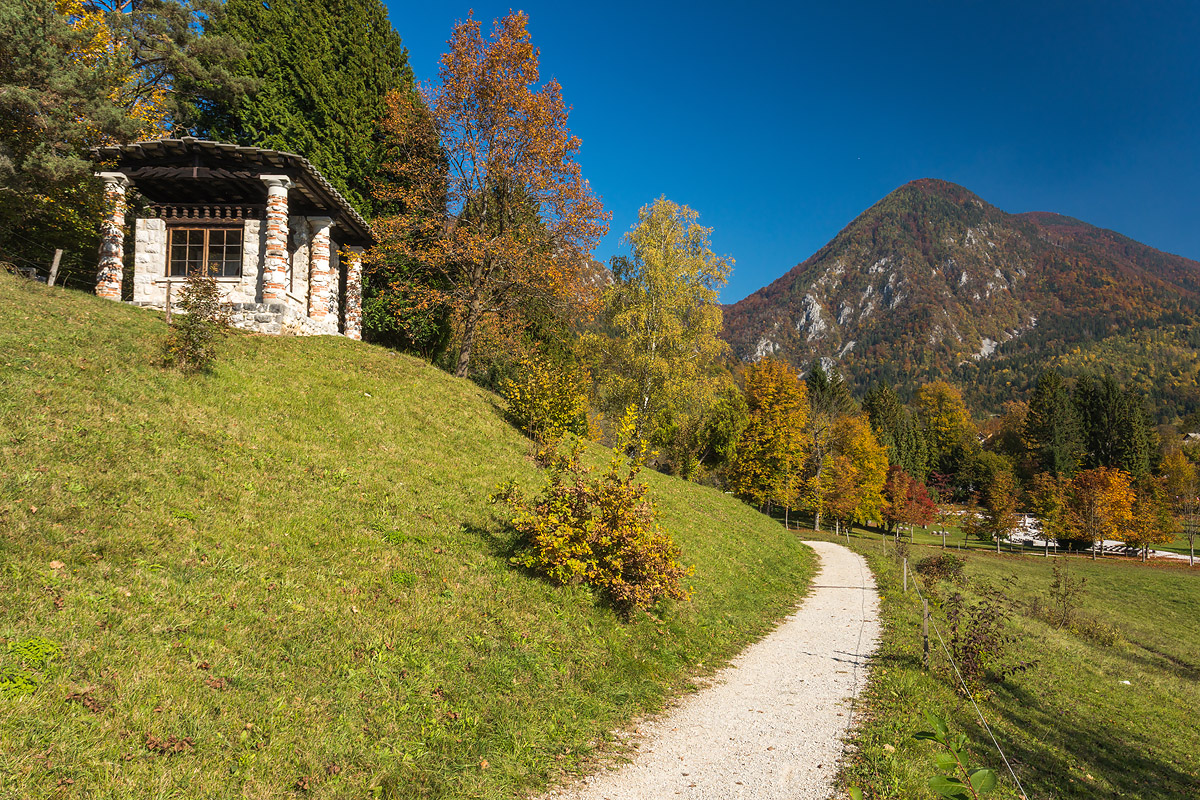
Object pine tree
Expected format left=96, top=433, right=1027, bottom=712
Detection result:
left=201, top=0, right=414, bottom=215
left=863, top=381, right=929, bottom=479
left=806, top=363, right=856, bottom=417
left=1075, top=375, right=1154, bottom=477
left=1024, top=370, right=1083, bottom=477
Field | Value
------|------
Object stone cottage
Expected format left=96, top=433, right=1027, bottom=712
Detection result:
left=91, top=138, right=374, bottom=338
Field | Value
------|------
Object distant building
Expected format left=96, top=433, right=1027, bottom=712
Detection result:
left=91, top=138, right=373, bottom=338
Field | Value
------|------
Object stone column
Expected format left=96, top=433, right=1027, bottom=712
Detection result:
left=344, top=246, right=364, bottom=341
left=259, top=175, right=294, bottom=305
left=306, top=216, right=334, bottom=323
left=95, top=172, right=131, bottom=300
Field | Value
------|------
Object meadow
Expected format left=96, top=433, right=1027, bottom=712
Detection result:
left=821, top=527, right=1200, bottom=799
left=0, top=274, right=816, bottom=799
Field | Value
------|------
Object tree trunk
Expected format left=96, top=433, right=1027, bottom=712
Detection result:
left=814, top=510, right=822, bottom=532
left=454, top=282, right=486, bottom=378
left=1092, top=539, right=1097, bottom=560
left=996, top=536, right=1001, bottom=554
left=784, top=506, right=789, bottom=530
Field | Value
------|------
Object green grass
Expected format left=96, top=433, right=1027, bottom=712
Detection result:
left=818, top=528, right=1200, bottom=800
left=861, top=515, right=1199, bottom=562
left=0, top=274, right=816, bottom=799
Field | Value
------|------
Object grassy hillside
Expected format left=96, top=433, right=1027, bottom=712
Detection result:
left=0, top=274, right=816, bottom=799
left=825, top=531, right=1200, bottom=800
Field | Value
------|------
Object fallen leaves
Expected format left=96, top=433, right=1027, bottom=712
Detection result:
left=145, top=734, right=194, bottom=755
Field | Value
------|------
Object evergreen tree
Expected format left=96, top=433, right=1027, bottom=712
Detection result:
left=806, top=363, right=857, bottom=417
left=1, top=0, right=139, bottom=284
left=1075, top=375, right=1155, bottom=477
left=1024, top=370, right=1083, bottom=477
left=1, top=0, right=248, bottom=286
left=201, top=0, right=414, bottom=215
left=863, top=381, right=929, bottom=479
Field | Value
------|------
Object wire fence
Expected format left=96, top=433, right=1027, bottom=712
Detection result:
left=904, top=555, right=1032, bottom=800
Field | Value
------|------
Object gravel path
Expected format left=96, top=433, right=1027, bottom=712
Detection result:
left=549, top=539, right=880, bottom=800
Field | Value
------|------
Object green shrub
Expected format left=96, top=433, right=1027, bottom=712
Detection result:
left=915, top=553, right=967, bottom=584
left=0, top=636, right=61, bottom=699
left=163, top=265, right=230, bottom=373
left=500, top=355, right=590, bottom=441
left=492, top=411, right=691, bottom=614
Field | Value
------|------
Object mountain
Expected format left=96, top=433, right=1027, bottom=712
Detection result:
left=721, top=179, right=1200, bottom=420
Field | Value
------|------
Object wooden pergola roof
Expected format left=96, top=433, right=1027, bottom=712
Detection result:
left=92, top=138, right=374, bottom=246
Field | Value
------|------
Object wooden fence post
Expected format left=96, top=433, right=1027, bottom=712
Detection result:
left=903, top=558, right=908, bottom=593
left=922, top=598, right=930, bottom=669
left=48, top=250, right=63, bottom=286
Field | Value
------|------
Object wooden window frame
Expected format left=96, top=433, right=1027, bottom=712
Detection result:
left=167, top=225, right=244, bottom=279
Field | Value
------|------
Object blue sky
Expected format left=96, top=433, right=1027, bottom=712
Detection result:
left=384, top=1, right=1200, bottom=303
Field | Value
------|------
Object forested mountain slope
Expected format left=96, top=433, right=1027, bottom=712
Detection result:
left=722, top=179, right=1200, bottom=419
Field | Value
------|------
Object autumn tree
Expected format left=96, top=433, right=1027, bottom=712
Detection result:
left=882, top=466, right=935, bottom=541
left=978, top=468, right=1020, bottom=553
left=915, top=381, right=977, bottom=479
left=1069, top=467, right=1135, bottom=560
left=1029, top=472, right=1070, bottom=555
left=728, top=359, right=809, bottom=516
left=1161, top=449, right=1200, bottom=566
left=372, top=12, right=608, bottom=379
left=1024, top=370, right=1083, bottom=477
left=1127, top=475, right=1176, bottom=562
left=591, top=197, right=731, bottom=447
left=820, top=413, right=889, bottom=533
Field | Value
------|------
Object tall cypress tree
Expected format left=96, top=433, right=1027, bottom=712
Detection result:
left=1024, top=370, right=1083, bottom=477
left=863, top=382, right=929, bottom=479
left=200, top=0, right=414, bottom=215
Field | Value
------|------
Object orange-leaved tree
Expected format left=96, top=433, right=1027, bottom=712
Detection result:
left=728, top=358, right=809, bottom=516
left=1068, top=467, right=1135, bottom=560
left=372, top=11, right=608, bottom=377
left=1161, top=448, right=1200, bottom=566
left=1127, top=474, right=1176, bottom=562
left=821, top=413, right=889, bottom=533
left=883, top=466, right=936, bottom=542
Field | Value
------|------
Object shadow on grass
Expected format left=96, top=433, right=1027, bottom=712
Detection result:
left=992, top=680, right=1200, bottom=799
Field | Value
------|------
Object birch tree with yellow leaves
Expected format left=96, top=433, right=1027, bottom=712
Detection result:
left=821, top=413, right=890, bottom=533
left=591, top=197, right=732, bottom=449
left=1068, top=467, right=1135, bottom=560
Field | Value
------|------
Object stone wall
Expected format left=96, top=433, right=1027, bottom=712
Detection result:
left=122, top=202, right=362, bottom=338
left=132, top=218, right=167, bottom=304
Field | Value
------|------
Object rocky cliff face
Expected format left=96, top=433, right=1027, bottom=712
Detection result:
left=721, top=179, right=1200, bottom=416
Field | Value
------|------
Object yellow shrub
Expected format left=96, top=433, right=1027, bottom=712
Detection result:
left=492, top=411, right=690, bottom=613
left=501, top=356, right=591, bottom=441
